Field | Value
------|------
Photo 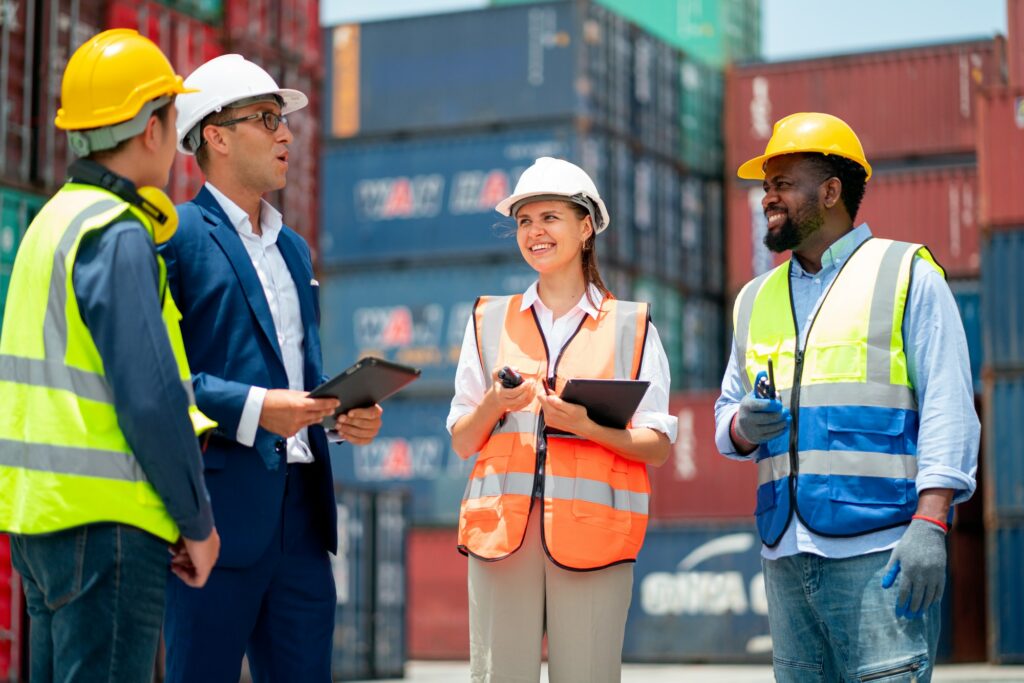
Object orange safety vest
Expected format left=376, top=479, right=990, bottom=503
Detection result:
left=457, top=293, right=652, bottom=571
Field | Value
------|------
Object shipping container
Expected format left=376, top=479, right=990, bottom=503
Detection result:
left=624, top=522, right=771, bottom=662
left=168, top=0, right=223, bottom=23
left=0, top=0, right=36, bottom=187
left=0, top=187, right=48, bottom=333
left=982, top=228, right=1024, bottom=369
left=983, top=373, right=1024, bottom=519
left=324, top=4, right=622, bottom=139
left=679, top=55, right=724, bottom=175
left=726, top=164, right=981, bottom=295
left=35, top=0, right=107, bottom=191
left=330, top=397, right=473, bottom=526
left=407, top=528, right=468, bottom=660
left=976, top=87, right=1024, bottom=228
left=987, top=522, right=1024, bottom=662
left=725, top=40, right=1002, bottom=172
left=1009, top=0, right=1024, bottom=89
left=319, top=124, right=609, bottom=266
left=331, top=488, right=409, bottom=680
left=0, top=534, right=12, bottom=680
left=645, top=391, right=757, bottom=521
left=492, top=0, right=762, bottom=67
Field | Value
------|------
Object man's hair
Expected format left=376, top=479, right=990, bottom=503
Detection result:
left=87, top=99, right=173, bottom=163
left=194, top=107, right=242, bottom=171
left=804, top=153, right=868, bottom=221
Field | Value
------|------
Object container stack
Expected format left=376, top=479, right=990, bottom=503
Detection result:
left=977, top=0, right=1024, bottom=663
left=320, top=0, right=759, bottom=662
left=725, top=36, right=1008, bottom=662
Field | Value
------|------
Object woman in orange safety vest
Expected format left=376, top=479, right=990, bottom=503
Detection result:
left=447, top=157, right=678, bottom=683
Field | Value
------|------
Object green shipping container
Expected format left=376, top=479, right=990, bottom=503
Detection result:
left=0, top=186, right=47, bottom=332
left=492, top=0, right=761, bottom=67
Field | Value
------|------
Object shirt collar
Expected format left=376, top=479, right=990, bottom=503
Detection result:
left=205, top=182, right=284, bottom=244
left=521, top=281, right=603, bottom=320
left=790, top=222, right=873, bottom=277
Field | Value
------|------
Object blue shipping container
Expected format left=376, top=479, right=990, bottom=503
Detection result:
left=323, top=3, right=634, bottom=140
left=625, top=524, right=771, bottom=663
left=984, top=373, right=1024, bottom=518
left=982, top=229, right=1024, bottom=370
left=987, top=523, right=1024, bottom=663
left=330, top=397, right=473, bottom=526
left=320, top=125, right=609, bottom=265
left=320, top=261, right=538, bottom=394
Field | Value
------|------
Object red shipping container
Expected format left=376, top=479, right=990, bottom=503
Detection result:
left=1010, top=0, right=1024, bottom=89
left=407, top=528, right=468, bottom=660
left=648, top=391, right=757, bottom=521
left=35, top=0, right=107, bottom=192
left=224, top=0, right=275, bottom=50
left=0, top=534, right=20, bottom=681
left=278, top=0, right=322, bottom=73
left=726, top=164, right=980, bottom=296
left=0, top=0, right=36, bottom=188
left=976, top=87, right=1024, bottom=229
left=725, top=40, right=1002, bottom=173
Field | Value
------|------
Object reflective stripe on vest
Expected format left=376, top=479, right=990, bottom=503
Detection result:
left=0, top=184, right=215, bottom=542
left=459, top=294, right=652, bottom=570
left=733, top=238, right=943, bottom=546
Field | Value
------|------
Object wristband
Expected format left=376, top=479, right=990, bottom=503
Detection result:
left=912, top=514, right=949, bottom=534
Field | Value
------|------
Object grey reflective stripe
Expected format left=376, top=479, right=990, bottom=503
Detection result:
left=545, top=474, right=649, bottom=515
left=491, top=411, right=536, bottom=435
left=865, top=241, right=918, bottom=385
left=0, top=438, right=146, bottom=483
left=462, top=472, right=535, bottom=500
left=477, top=296, right=511, bottom=377
left=734, top=270, right=776, bottom=394
left=613, top=300, right=643, bottom=379
left=43, top=200, right=123, bottom=361
left=799, top=383, right=917, bottom=410
left=800, top=450, right=918, bottom=479
left=758, top=450, right=918, bottom=486
left=757, top=454, right=791, bottom=486
left=182, top=380, right=196, bottom=406
left=0, top=354, right=113, bottom=404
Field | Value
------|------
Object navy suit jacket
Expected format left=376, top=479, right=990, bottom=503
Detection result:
left=159, top=187, right=337, bottom=568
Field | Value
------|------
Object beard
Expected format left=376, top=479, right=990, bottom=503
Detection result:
left=763, top=201, right=824, bottom=253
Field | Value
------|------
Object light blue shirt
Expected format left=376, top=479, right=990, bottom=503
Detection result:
left=715, top=224, right=979, bottom=559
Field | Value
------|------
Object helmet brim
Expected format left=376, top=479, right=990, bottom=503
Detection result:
left=736, top=149, right=873, bottom=181
left=495, top=190, right=610, bottom=234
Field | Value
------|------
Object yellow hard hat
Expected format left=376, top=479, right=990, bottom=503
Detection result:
left=737, top=112, right=872, bottom=181
left=55, top=29, right=196, bottom=131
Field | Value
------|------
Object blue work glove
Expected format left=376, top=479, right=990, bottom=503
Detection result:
left=734, top=375, right=789, bottom=445
left=881, top=519, right=947, bottom=619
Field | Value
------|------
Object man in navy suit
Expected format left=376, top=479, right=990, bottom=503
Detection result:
left=159, top=54, right=383, bottom=683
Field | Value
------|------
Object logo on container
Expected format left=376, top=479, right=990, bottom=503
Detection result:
left=355, top=174, right=444, bottom=220
left=639, top=532, right=771, bottom=653
left=449, top=169, right=514, bottom=215
left=353, top=437, right=446, bottom=481
left=354, top=305, right=444, bottom=349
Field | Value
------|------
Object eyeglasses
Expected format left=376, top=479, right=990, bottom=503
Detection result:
left=212, top=111, right=288, bottom=133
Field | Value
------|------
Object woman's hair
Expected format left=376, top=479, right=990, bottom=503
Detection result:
left=564, top=202, right=611, bottom=307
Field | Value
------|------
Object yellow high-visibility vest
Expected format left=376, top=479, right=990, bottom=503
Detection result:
left=0, top=183, right=216, bottom=542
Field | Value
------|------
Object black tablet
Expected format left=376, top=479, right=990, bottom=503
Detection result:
left=309, top=357, right=421, bottom=429
left=555, top=378, right=651, bottom=430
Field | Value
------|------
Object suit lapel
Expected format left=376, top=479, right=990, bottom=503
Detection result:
left=196, top=188, right=285, bottom=366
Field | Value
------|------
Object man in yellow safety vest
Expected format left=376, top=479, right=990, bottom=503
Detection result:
left=716, top=112, right=978, bottom=682
left=0, top=29, right=220, bottom=682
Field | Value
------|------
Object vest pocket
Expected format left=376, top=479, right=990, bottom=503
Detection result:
left=825, top=408, right=910, bottom=506
left=570, top=448, right=632, bottom=535
left=807, top=341, right=866, bottom=381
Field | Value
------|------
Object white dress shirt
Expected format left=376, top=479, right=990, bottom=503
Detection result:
left=205, top=183, right=314, bottom=464
left=446, top=282, right=678, bottom=442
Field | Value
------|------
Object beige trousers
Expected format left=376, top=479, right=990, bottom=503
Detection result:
left=468, top=505, right=634, bottom=683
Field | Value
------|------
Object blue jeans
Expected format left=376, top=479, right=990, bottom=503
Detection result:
left=10, top=523, right=168, bottom=683
left=763, top=550, right=941, bottom=682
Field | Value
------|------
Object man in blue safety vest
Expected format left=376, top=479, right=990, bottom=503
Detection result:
left=715, top=112, right=979, bottom=682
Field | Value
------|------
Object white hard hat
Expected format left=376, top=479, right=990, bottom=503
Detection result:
left=495, top=157, right=611, bottom=233
left=175, top=54, right=308, bottom=155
